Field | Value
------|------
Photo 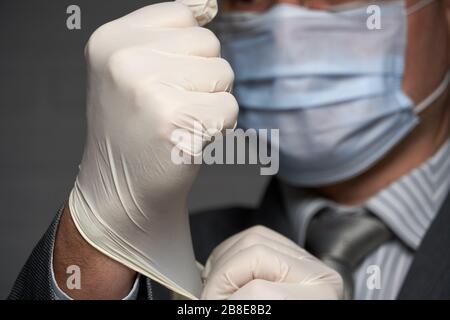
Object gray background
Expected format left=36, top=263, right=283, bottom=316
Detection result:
left=0, top=0, right=269, bottom=298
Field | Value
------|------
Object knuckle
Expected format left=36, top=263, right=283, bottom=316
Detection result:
left=169, top=3, right=198, bottom=26
left=330, top=270, right=345, bottom=290
left=85, top=22, right=115, bottom=59
left=243, top=279, right=267, bottom=294
left=248, top=225, right=271, bottom=235
left=240, top=233, right=265, bottom=248
left=123, top=3, right=196, bottom=28
left=216, top=58, right=235, bottom=87
left=324, top=281, right=344, bottom=300
left=330, top=268, right=341, bottom=279
left=247, top=243, right=270, bottom=257
left=318, top=269, right=345, bottom=299
left=324, top=264, right=342, bottom=281
left=219, top=92, right=238, bottom=115
left=106, top=48, right=134, bottom=82
left=197, top=28, right=221, bottom=56
left=224, top=93, right=239, bottom=124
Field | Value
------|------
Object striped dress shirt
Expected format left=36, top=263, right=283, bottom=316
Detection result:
left=281, top=139, right=450, bottom=300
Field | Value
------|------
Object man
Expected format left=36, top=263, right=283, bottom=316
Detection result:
left=8, top=0, right=450, bottom=300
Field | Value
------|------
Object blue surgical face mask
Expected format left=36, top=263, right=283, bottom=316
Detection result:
left=212, top=0, right=449, bottom=186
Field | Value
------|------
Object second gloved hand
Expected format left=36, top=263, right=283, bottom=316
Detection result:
left=68, top=1, right=238, bottom=299
left=201, top=226, right=344, bottom=300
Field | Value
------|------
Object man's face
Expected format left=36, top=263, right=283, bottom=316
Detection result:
left=220, top=0, right=449, bottom=110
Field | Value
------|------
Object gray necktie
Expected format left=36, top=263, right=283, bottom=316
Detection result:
left=305, top=208, right=393, bottom=299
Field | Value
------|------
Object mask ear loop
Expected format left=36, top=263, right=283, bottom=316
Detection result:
left=406, top=0, right=435, bottom=15
left=413, top=70, right=450, bottom=114
left=406, top=0, right=446, bottom=114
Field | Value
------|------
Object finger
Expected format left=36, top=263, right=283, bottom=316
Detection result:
left=153, top=44, right=233, bottom=91
left=172, top=91, right=238, bottom=129
left=109, top=48, right=234, bottom=93
left=228, top=280, right=342, bottom=300
left=91, top=26, right=221, bottom=61
left=134, top=83, right=238, bottom=153
left=203, top=231, right=315, bottom=280
left=165, top=55, right=234, bottom=93
left=202, top=244, right=339, bottom=300
left=120, top=2, right=198, bottom=28
left=204, top=226, right=301, bottom=276
left=228, top=280, right=288, bottom=300
left=86, top=4, right=222, bottom=72
left=151, top=27, right=221, bottom=57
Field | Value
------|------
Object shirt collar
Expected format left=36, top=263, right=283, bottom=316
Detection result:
left=281, top=139, right=450, bottom=250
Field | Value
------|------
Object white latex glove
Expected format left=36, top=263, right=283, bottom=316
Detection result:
left=201, top=226, right=344, bottom=300
left=68, top=0, right=237, bottom=299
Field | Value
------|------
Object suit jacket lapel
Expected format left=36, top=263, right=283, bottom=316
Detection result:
left=397, top=191, right=450, bottom=299
left=256, top=179, right=297, bottom=242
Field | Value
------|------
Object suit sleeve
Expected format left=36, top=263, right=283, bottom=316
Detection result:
left=7, top=206, right=153, bottom=300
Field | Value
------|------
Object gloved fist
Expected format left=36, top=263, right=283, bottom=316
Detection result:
left=68, top=0, right=237, bottom=298
left=201, top=226, right=344, bottom=300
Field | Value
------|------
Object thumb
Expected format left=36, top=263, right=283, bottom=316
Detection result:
left=175, top=0, right=218, bottom=26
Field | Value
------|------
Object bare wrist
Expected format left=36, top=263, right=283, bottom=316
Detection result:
left=53, top=204, right=137, bottom=299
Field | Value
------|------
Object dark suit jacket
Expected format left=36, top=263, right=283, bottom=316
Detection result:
left=7, top=179, right=450, bottom=300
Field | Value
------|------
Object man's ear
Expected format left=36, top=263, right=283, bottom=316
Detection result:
left=445, top=0, right=450, bottom=65
left=445, top=0, right=450, bottom=21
